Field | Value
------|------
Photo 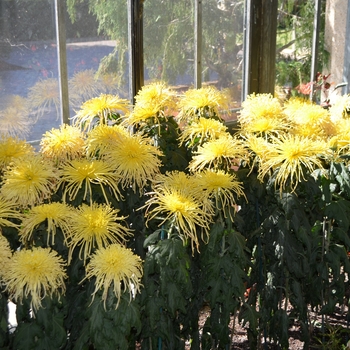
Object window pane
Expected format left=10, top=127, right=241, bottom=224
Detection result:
left=0, top=0, right=129, bottom=142
left=66, top=0, right=129, bottom=111
left=275, top=0, right=326, bottom=103
left=143, top=0, right=244, bottom=121
left=0, top=0, right=59, bottom=142
left=202, top=0, right=245, bottom=116
left=143, top=0, right=194, bottom=87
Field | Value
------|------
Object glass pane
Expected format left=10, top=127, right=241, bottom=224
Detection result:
left=202, top=0, right=245, bottom=118
left=275, top=0, right=327, bottom=103
left=0, top=0, right=129, bottom=143
left=0, top=0, right=59, bottom=142
left=66, top=0, right=129, bottom=111
left=143, top=0, right=194, bottom=88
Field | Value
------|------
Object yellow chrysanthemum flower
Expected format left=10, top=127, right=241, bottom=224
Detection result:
left=19, top=202, right=73, bottom=245
left=241, top=133, right=278, bottom=171
left=285, top=101, right=331, bottom=139
left=0, top=196, right=22, bottom=228
left=83, top=244, right=143, bottom=308
left=194, top=169, right=245, bottom=213
left=0, top=234, right=12, bottom=280
left=68, top=203, right=132, bottom=264
left=239, top=93, right=284, bottom=126
left=124, top=82, right=177, bottom=126
left=144, top=187, right=212, bottom=252
left=179, top=117, right=228, bottom=146
left=328, top=94, right=350, bottom=123
left=258, top=134, right=329, bottom=193
left=152, top=171, right=210, bottom=209
left=60, top=158, right=122, bottom=204
left=40, top=124, right=85, bottom=163
left=327, top=119, right=350, bottom=154
left=153, top=171, right=196, bottom=192
left=104, top=133, right=163, bottom=192
left=243, top=133, right=276, bottom=160
left=177, top=86, right=229, bottom=121
left=71, top=94, right=130, bottom=131
left=1, top=155, right=59, bottom=207
left=28, top=78, right=60, bottom=120
left=85, top=124, right=130, bottom=157
left=188, top=134, right=246, bottom=172
left=240, top=115, right=289, bottom=135
left=3, top=247, right=67, bottom=311
left=283, top=97, right=312, bottom=117
left=0, top=136, right=35, bottom=172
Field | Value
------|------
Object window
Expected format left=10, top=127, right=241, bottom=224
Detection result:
left=0, top=0, right=330, bottom=142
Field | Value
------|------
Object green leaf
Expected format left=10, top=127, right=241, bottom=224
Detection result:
left=12, top=323, right=44, bottom=350
left=143, top=230, right=161, bottom=248
left=325, top=199, right=350, bottom=230
left=239, top=302, right=259, bottom=331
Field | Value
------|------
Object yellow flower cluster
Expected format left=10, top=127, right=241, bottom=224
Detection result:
left=238, top=93, right=350, bottom=193
left=8, top=84, right=333, bottom=311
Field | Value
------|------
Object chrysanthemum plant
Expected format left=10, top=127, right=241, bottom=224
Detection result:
left=0, top=83, right=248, bottom=349
left=236, top=93, right=350, bottom=348
left=2, top=84, right=350, bottom=349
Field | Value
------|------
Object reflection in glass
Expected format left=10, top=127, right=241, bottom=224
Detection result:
left=0, top=0, right=58, bottom=141
left=0, top=0, right=128, bottom=142
left=143, top=0, right=194, bottom=86
left=143, top=0, right=244, bottom=121
left=202, top=0, right=244, bottom=119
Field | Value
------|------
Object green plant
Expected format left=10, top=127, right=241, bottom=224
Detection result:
left=2, top=85, right=350, bottom=349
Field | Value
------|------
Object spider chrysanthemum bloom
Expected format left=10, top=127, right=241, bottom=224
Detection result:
left=328, top=94, right=350, bottom=122
left=0, top=136, right=35, bottom=172
left=60, top=158, right=122, bottom=204
left=68, top=203, right=132, bottom=264
left=85, top=124, right=130, bottom=157
left=19, top=202, right=73, bottom=246
left=104, top=133, right=163, bottom=192
left=83, top=244, right=143, bottom=308
left=258, top=134, right=329, bottom=193
left=194, top=169, right=245, bottom=213
left=153, top=171, right=197, bottom=192
left=28, top=78, right=60, bottom=120
left=285, top=101, right=332, bottom=139
left=243, top=133, right=276, bottom=159
left=0, top=234, right=12, bottom=280
left=40, top=124, right=85, bottom=163
left=177, top=86, right=230, bottom=122
left=241, top=133, right=278, bottom=171
left=0, top=196, right=22, bottom=228
left=71, top=94, right=130, bottom=131
left=328, top=119, right=350, bottom=154
left=1, top=155, right=59, bottom=208
left=189, top=134, right=247, bottom=172
left=179, top=117, right=228, bottom=146
left=240, top=115, right=289, bottom=136
left=2, top=247, right=67, bottom=311
left=238, top=93, right=285, bottom=126
left=152, top=171, right=209, bottom=207
left=144, top=187, right=212, bottom=252
left=124, top=82, right=177, bottom=126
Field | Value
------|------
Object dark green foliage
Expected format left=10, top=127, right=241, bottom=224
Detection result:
left=236, top=161, right=350, bottom=349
